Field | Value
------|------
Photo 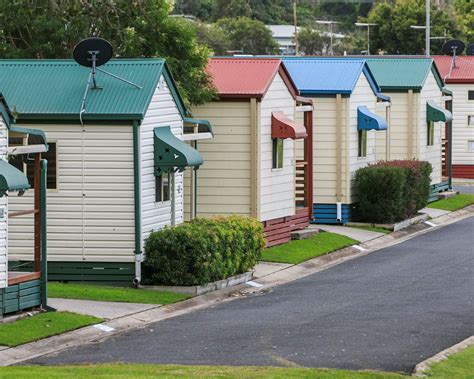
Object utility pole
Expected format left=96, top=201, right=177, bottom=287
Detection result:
left=315, top=20, right=339, bottom=55
left=426, top=0, right=431, bottom=57
left=355, top=23, right=377, bottom=55
left=292, top=0, right=298, bottom=55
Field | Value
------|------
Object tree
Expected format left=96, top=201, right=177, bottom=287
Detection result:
left=454, top=0, right=474, bottom=40
left=212, top=0, right=251, bottom=21
left=194, top=23, right=230, bottom=55
left=299, top=27, right=325, bottom=55
left=0, top=0, right=215, bottom=105
left=216, top=17, right=279, bottom=55
left=366, top=0, right=457, bottom=55
left=172, top=0, right=214, bottom=21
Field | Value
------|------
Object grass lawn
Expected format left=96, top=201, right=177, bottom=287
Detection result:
left=0, top=311, right=101, bottom=347
left=48, top=282, right=190, bottom=305
left=0, top=364, right=404, bottom=378
left=425, top=343, right=474, bottom=378
left=348, top=225, right=391, bottom=234
left=427, top=193, right=474, bottom=212
left=261, top=232, right=358, bottom=265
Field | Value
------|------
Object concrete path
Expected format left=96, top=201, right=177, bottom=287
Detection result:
left=420, top=207, right=450, bottom=219
left=453, top=185, right=474, bottom=195
left=315, top=224, right=385, bottom=242
left=27, top=216, right=474, bottom=374
left=48, top=298, right=156, bottom=320
left=253, top=262, right=292, bottom=279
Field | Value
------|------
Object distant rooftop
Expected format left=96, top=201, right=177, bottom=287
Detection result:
left=433, top=55, right=474, bottom=84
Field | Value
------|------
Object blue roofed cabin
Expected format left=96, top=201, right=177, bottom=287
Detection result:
left=0, top=59, right=211, bottom=284
left=0, top=97, right=49, bottom=316
left=283, top=58, right=390, bottom=224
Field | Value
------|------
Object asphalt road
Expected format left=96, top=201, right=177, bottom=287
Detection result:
left=29, top=216, right=474, bottom=373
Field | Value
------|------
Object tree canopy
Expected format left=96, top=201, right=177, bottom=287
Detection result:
left=454, top=0, right=474, bottom=40
left=0, top=0, right=215, bottom=106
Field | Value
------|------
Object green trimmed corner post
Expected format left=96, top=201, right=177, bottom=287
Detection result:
left=40, top=159, right=48, bottom=309
left=133, top=121, right=142, bottom=286
left=447, top=100, right=453, bottom=189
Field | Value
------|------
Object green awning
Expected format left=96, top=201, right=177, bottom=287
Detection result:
left=183, top=117, right=213, bottom=135
left=427, top=101, right=452, bottom=123
left=0, top=159, right=30, bottom=196
left=154, top=126, right=203, bottom=176
left=9, top=125, right=48, bottom=147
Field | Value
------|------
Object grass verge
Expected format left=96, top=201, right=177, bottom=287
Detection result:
left=0, top=311, right=101, bottom=347
left=0, top=364, right=404, bottom=378
left=424, top=343, right=474, bottom=378
left=261, top=232, right=358, bottom=264
left=48, top=282, right=190, bottom=305
left=427, top=193, right=474, bottom=212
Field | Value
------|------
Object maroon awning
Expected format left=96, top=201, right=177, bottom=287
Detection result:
left=271, top=112, right=307, bottom=140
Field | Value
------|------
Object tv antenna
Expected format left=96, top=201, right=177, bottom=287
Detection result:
left=466, top=43, right=474, bottom=56
left=442, top=39, right=465, bottom=69
left=73, top=37, right=142, bottom=124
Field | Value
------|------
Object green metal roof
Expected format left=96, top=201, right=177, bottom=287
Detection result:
left=365, top=58, right=444, bottom=91
left=154, top=126, right=203, bottom=175
left=0, top=159, right=30, bottom=196
left=0, top=59, right=189, bottom=122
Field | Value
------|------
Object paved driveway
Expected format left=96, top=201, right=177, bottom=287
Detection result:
left=28, top=217, right=474, bottom=373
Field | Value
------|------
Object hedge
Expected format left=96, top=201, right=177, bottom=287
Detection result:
left=354, top=160, right=432, bottom=223
left=142, top=216, right=265, bottom=286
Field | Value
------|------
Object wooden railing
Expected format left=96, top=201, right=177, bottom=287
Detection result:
left=296, top=160, right=307, bottom=208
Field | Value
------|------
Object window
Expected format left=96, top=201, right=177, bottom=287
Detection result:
left=427, top=121, right=435, bottom=146
left=155, top=173, right=171, bottom=202
left=468, top=116, right=474, bottom=126
left=272, top=138, right=284, bottom=169
left=358, top=129, right=367, bottom=158
left=468, top=141, right=474, bottom=151
left=468, top=91, right=474, bottom=100
left=9, top=141, right=57, bottom=189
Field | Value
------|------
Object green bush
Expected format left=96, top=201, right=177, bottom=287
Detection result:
left=354, top=160, right=432, bottom=223
left=142, top=216, right=265, bottom=286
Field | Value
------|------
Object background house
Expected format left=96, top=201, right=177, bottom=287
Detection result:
left=0, top=59, right=210, bottom=284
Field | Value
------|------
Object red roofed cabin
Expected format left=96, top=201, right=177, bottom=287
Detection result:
left=184, top=58, right=313, bottom=246
left=434, top=56, right=474, bottom=179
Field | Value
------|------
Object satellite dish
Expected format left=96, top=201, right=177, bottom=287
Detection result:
left=442, top=39, right=465, bottom=56
left=73, top=37, right=113, bottom=68
left=466, top=43, right=474, bottom=56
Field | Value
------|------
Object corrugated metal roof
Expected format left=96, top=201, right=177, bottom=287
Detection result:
left=208, top=58, right=282, bottom=98
left=282, top=58, right=372, bottom=95
left=0, top=59, right=183, bottom=121
left=433, top=55, right=474, bottom=84
left=365, top=58, right=440, bottom=90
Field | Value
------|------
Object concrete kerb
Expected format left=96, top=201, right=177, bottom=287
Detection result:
left=413, top=335, right=474, bottom=377
left=0, top=205, right=473, bottom=367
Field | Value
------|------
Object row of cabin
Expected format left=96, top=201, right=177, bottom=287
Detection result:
left=0, top=56, right=453, bottom=289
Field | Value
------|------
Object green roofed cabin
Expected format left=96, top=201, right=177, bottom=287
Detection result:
left=365, top=58, right=453, bottom=197
left=0, top=59, right=211, bottom=284
left=0, top=97, right=49, bottom=316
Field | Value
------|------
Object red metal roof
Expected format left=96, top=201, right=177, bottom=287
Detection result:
left=208, top=58, right=289, bottom=98
left=433, top=55, right=474, bottom=84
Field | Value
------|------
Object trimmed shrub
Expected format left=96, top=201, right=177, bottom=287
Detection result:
left=142, top=216, right=265, bottom=286
left=354, top=160, right=432, bottom=223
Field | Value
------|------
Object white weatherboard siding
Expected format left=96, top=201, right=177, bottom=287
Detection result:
left=348, top=73, right=378, bottom=203
left=9, top=124, right=136, bottom=263
left=450, top=84, right=474, bottom=166
left=185, top=101, right=252, bottom=220
left=296, top=97, right=348, bottom=205
left=0, top=119, right=7, bottom=288
left=259, top=73, right=296, bottom=222
left=141, top=76, right=184, bottom=244
left=419, top=71, right=444, bottom=184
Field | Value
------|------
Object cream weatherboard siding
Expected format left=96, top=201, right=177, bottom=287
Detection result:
left=8, top=124, right=136, bottom=263
left=348, top=73, right=378, bottom=203
left=184, top=101, right=252, bottom=220
left=259, top=73, right=296, bottom=221
left=0, top=119, right=7, bottom=288
left=418, top=71, right=444, bottom=184
left=450, top=84, right=474, bottom=166
left=140, top=76, right=184, bottom=244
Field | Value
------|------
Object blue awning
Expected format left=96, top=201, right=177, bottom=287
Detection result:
left=0, top=159, right=30, bottom=197
left=357, top=106, right=388, bottom=131
left=154, top=126, right=203, bottom=176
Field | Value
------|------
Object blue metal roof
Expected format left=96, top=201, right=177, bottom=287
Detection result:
left=282, top=58, right=381, bottom=96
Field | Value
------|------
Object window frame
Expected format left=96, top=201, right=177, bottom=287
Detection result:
left=272, top=138, right=284, bottom=169
left=155, top=172, right=171, bottom=203
left=427, top=121, right=435, bottom=146
left=358, top=129, right=367, bottom=158
left=468, top=91, right=474, bottom=101
left=468, top=116, right=474, bottom=126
